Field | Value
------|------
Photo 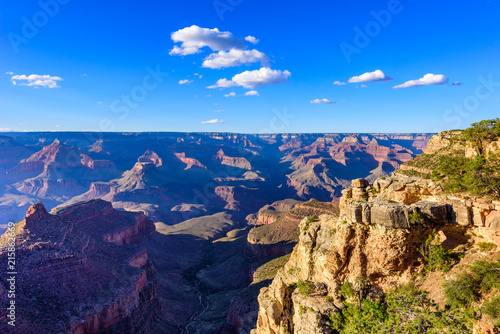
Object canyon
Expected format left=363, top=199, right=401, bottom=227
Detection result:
left=0, top=131, right=432, bottom=333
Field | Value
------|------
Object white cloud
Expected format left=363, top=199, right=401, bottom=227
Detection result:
left=360, top=84, right=367, bottom=88
left=224, top=92, right=236, bottom=97
left=333, top=81, right=346, bottom=85
left=97, top=101, right=103, bottom=104
left=245, top=36, right=259, bottom=44
left=179, top=79, right=193, bottom=85
left=348, top=70, right=393, bottom=83
left=207, top=78, right=239, bottom=89
left=392, top=73, right=449, bottom=89
left=11, top=74, right=63, bottom=88
left=5, top=71, right=14, bottom=75
left=208, top=67, right=291, bottom=89
left=169, top=25, right=246, bottom=56
left=201, top=119, right=226, bottom=124
left=310, top=98, right=335, bottom=104
left=55, top=125, right=61, bottom=128
left=0, top=128, right=11, bottom=131
left=202, top=49, right=269, bottom=69
left=245, top=90, right=259, bottom=96
left=214, top=109, right=225, bottom=112
left=452, top=81, right=463, bottom=86
left=80, top=74, right=88, bottom=77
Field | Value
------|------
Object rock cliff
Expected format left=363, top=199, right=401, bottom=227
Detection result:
left=0, top=200, right=162, bottom=333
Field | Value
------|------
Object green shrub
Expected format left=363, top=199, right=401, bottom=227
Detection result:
left=482, top=296, right=500, bottom=322
left=421, top=230, right=452, bottom=272
left=444, top=259, right=500, bottom=309
left=443, top=272, right=478, bottom=308
left=469, top=260, right=500, bottom=293
left=409, top=210, right=423, bottom=224
left=477, top=242, right=497, bottom=251
left=297, top=280, right=313, bottom=296
left=327, top=282, right=471, bottom=333
left=340, top=282, right=356, bottom=299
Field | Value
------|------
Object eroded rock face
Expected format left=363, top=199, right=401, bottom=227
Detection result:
left=252, top=212, right=433, bottom=334
left=0, top=200, right=162, bottom=333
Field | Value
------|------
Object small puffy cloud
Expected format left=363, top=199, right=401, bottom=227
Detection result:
left=11, top=74, right=63, bottom=88
left=55, top=125, right=61, bottom=128
left=208, top=67, right=291, bottom=89
left=224, top=92, right=236, bottom=97
left=179, top=79, right=193, bottom=85
left=202, top=49, right=269, bottom=69
left=201, top=119, right=226, bottom=124
left=348, top=70, right=393, bottom=83
left=5, top=71, right=14, bottom=75
left=245, top=90, right=259, bottom=96
left=245, top=36, right=259, bottom=44
left=333, top=81, right=346, bottom=86
left=452, top=81, right=463, bottom=86
left=170, top=25, right=246, bottom=55
left=208, top=78, right=239, bottom=89
left=392, top=73, right=449, bottom=89
left=97, top=101, right=103, bottom=104
left=360, top=84, right=367, bottom=88
left=0, top=128, right=11, bottom=131
left=310, top=98, right=335, bottom=104
left=80, top=74, right=88, bottom=77
left=214, top=109, right=225, bottom=112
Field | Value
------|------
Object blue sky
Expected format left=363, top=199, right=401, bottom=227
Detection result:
left=1, top=0, right=499, bottom=133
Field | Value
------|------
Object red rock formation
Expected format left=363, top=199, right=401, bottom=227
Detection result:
left=138, top=150, right=163, bottom=167
left=174, top=152, right=207, bottom=169
left=213, top=149, right=252, bottom=170
left=0, top=200, right=162, bottom=333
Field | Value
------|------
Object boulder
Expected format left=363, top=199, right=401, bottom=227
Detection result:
left=449, top=202, right=471, bottom=226
left=370, top=198, right=410, bottom=229
left=341, top=188, right=352, bottom=199
left=411, top=201, right=448, bottom=225
left=352, top=188, right=368, bottom=200
left=347, top=202, right=363, bottom=223
left=486, top=211, right=500, bottom=232
left=346, top=201, right=371, bottom=224
left=351, top=178, right=368, bottom=188
left=388, top=181, right=405, bottom=192
left=377, top=179, right=392, bottom=190
left=472, top=207, right=485, bottom=227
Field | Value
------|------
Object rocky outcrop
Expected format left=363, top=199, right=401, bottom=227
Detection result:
left=174, top=152, right=207, bottom=169
left=246, top=200, right=340, bottom=262
left=252, top=210, right=435, bottom=334
left=138, top=150, right=163, bottom=167
left=214, top=149, right=253, bottom=170
left=0, top=200, right=162, bottom=333
left=252, top=174, right=500, bottom=333
left=343, top=175, right=500, bottom=237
